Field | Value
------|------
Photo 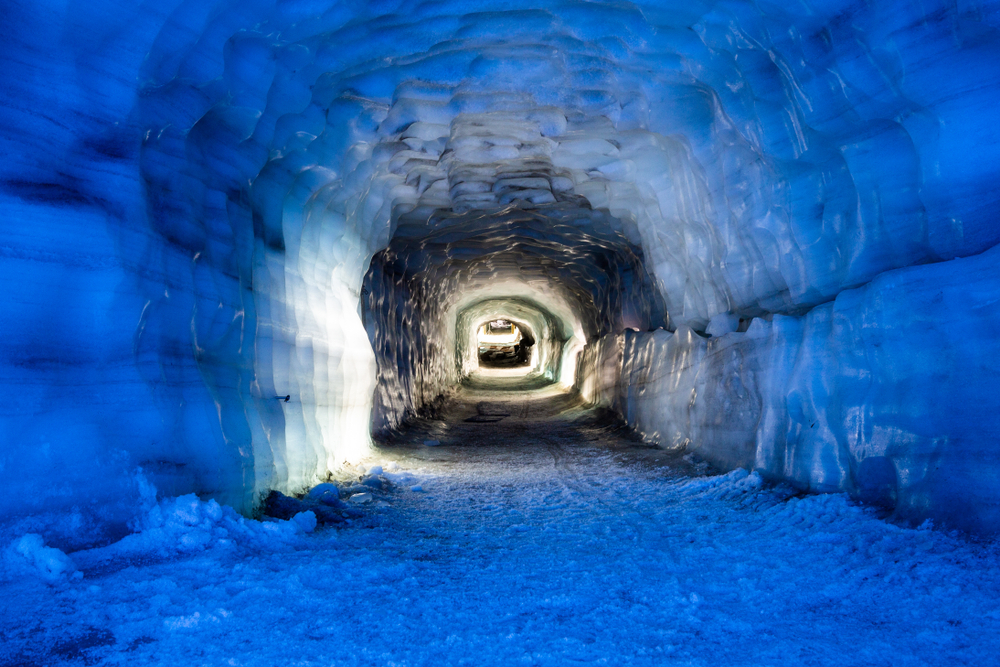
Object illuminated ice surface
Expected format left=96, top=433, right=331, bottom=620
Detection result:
left=5, top=0, right=1000, bottom=539
left=4, top=397, right=1000, bottom=665
left=3, top=0, right=1000, bottom=660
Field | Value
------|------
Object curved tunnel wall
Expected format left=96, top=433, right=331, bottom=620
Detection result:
left=3, top=0, right=1000, bottom=544
left=363, top=204, right=663, bottom=436
left=582, top=245, right=1000, bottom=533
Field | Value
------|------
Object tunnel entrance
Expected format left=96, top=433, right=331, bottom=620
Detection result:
left=476, top=319, right=534, bottom=369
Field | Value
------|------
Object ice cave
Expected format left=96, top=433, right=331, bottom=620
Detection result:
left=3, top=0, right=1000, bottom=664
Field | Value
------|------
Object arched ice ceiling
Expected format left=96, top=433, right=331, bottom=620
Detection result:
left=3, top=0, right=1000, bottom=537
left=126, top=0, right=1000, bottom=504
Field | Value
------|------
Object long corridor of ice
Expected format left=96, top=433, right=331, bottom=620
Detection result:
left=3, top=0, right=1000, bottom=540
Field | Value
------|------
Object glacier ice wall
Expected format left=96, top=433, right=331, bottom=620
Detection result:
left=3, top=0, right=1000, bottom=540
left=584, top=243, right=1000, bottom=532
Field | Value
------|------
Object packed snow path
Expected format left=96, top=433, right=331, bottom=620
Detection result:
left=4, top=384, right=1000, bottom=666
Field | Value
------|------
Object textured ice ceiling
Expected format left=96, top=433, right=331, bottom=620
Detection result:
left=3, top=0, right=1000, bottom=543
left=363, top=204, right=665, bottom=435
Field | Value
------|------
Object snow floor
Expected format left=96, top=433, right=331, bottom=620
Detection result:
left=3, top=384, right=1000, bottom=666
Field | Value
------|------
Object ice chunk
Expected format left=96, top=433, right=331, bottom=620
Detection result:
left=306, top=483, right=341, bottom=503
left=13, top=534, right=79, bottom=583
left=291, top=511, right=317, bottom=533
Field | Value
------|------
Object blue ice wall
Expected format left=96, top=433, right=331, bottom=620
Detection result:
left=3, top=0, right=1000, bottom=541
left=596, top=245, right=1000, bottom=532
left=0, top=0, right=227, bottom=547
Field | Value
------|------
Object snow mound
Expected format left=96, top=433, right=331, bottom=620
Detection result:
left=291, top=511, right=317, bottom=534
left=8, top=533, right=80, bottom=584
left=306, top=483, right=341, bottom=504
left=670, top=469, right=764, bottom=501
left=73, top=492, right=321, bottom=573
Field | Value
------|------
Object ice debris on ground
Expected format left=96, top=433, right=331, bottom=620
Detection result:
left=70, top=493, right=321, bottom=573
left=0, top=488, right=327, bottom=591
left=306, top=483, right=340, bottom=503
left=4, top=447, right=1000, bottom=666
left=290, top=511, right=317, bottom=534
left=7, top=533, right=80, bottom=584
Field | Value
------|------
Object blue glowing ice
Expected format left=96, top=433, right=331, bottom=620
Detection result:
left=2, top=0, right=1000, bottom=541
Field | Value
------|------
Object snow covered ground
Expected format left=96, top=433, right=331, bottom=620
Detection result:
left=3, top=388, right=999, bottom=666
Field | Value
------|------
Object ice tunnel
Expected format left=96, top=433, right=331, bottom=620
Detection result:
left=3, top=0, right=1000, bottom=547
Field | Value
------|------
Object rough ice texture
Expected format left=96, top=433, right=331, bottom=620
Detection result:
left=581, top=244, right=1000, bottom=532
left=362, top=204, right=663, bottom=435
left=8, top=450, right=1000, bottom=665
left=2, top=0, right=1000, bottom=539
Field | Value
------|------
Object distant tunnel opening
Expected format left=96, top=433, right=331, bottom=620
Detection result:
left=476, top=319, right=533, bottom=369
left=360, top=205, right=667, bottom=439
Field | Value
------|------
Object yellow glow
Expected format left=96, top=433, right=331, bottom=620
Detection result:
left=477, top=321, right=522, bottom=346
